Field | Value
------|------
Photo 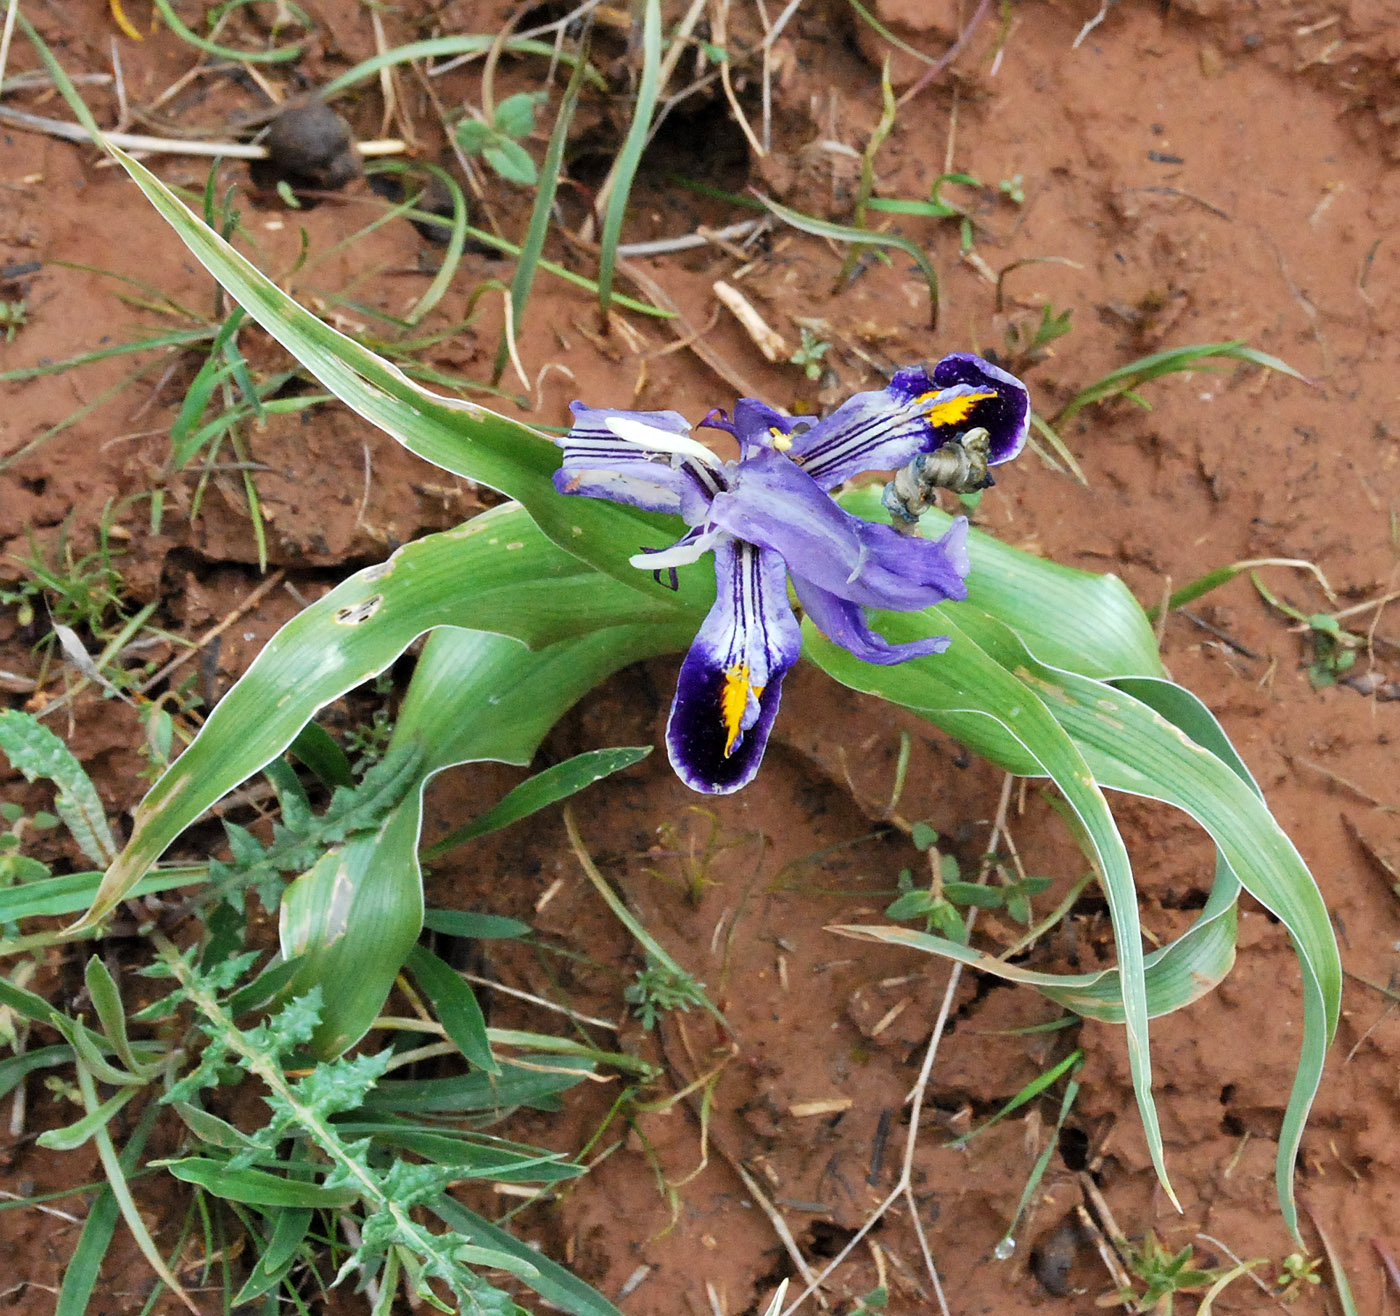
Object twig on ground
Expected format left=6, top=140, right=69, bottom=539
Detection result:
left=713, top=0, right=765, bottom=157
left=0, top=106, right=406, bottom=159
left=897, top=0, right=995, bottom=107
left=713, top=279, right=791, bottom=363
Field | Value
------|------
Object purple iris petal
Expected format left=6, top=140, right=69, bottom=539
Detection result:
left=666, top=538, right=802, bottom=794
left=554, top=403, right=726, bottom=517
left=708, top=449, right=970, bottom=610
left=550, top=358, right=1030, bottom=794
left=792, top=575, right=951, bottom=666
left=788, top=354, right=1029, bottom=490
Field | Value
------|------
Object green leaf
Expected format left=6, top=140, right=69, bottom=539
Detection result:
left=421, top=910, right=530, bottom=940
left=0, top=1044, right=74, bottom=1102
left=162, top=1157, right=361, bottom=1207
left=288, top=722, right=354, bottom=789
left=169, top=1100, right=261, bottom=1153
left=0, top=866, right=205, bottom=924
left=482, top=139, right=538, bottom=187
left=363, top=1056, right=592, bottom=1114
left=424, top=746, right=651, bottom=857
left=232, top=1207, right=313, bottom=1304
left=335, top=1120, right=581, bottom=1182
left=910, top=821, right=938, bottom=851
left=455, top=118, right=492, bottom=153
left=0, top=711, right=116, bottom=866
left=84, top=958, right=153, bottom=1078
left=36, top=1084, right=141, bottom=1150
left=493, top=91, right=541, bottom=139
left=405, top=946, right=498, bottom=1074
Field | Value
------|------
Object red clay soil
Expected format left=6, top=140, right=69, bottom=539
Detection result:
left=3, top=1, right=1400, bottom=1313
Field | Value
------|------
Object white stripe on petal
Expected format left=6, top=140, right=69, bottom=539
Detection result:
left=605, top=415, right=725, bottom=470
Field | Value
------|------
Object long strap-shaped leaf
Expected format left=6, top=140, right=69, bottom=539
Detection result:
left=78, top=507, right=701, bottom=928
left=828, top=612, right=1339, bottom=1237
left=279, top=622, right=690, bottom=1054
left=803, top=612, right=1175, bottom=1207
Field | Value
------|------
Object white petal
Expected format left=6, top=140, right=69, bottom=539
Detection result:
left=629, top=529, right=719, bottom=570
left=604, top=415, right=724, bottom=470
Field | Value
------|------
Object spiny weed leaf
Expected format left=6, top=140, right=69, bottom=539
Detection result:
left=0, top=709, right=116, bottom=866
left=207, top=743, right=426, bottom=910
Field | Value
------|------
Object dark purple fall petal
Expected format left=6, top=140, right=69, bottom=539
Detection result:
left=788, top=354, right=1030, bottom=489
left=665, top=539, right=802, bottom=794
left=928, top=354, right=1031, bottom=464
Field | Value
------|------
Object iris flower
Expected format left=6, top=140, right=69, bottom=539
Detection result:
left=553, top=354, right=1030, bottom=794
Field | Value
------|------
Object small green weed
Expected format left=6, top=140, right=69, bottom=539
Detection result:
left=1251, top=572, right=1362, bottom=687
left=454, top=91, right=544, bottom=186
left=789, top=326, right=832, bottom=380
left=1114, top=1233, right=1238, bottom=1313
left=6, top=516, right=129, bottom=639
left=0, top=706, right=648, bottom=1311
left=999, top=173, right=1026, bottom=205
left=1002, top=303, right=1074, bottom=374
left=1275, top=1250, right=1323, bottom=1301
left=885, top=826, right=1051, bottom=943
left=624, top=953, right=709, bottom=1030
left=0, top=297, right=27, bottom=341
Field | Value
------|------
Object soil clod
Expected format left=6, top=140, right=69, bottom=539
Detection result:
left=255, top=100, right=361, bottom=194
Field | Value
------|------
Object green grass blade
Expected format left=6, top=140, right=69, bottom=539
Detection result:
left=56, top=1102, right=159, bottom=1316
left=590, top=0, right=655, bottom=320
left=508, top=38, right=587, bottom=343
left=232, top=1207, right=313, bottom=1304
left=421, top=911, right=529, bottom=939
left=0, top=866, right=204, bottom=924
left=431, top=1196, right=627, bottom=1316
left=148, top=0, right=302, bottom=62
left=596, top=0, right=661, bottom=319
left=423, top=746, right=651, bottom=858
left=368, top=162, right=468, bottom=327
left=758, top=194, right=940, bottom=328
left=0, top=327, right=216, bottom=383
left=316, top=36, right=606, bottom=101
left=1053, top=341, right=1306, bottom=428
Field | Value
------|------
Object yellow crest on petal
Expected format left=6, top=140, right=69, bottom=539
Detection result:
left=918, top=389, right=997, bottom=429
left=720, top=664, right=764, bottom=756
